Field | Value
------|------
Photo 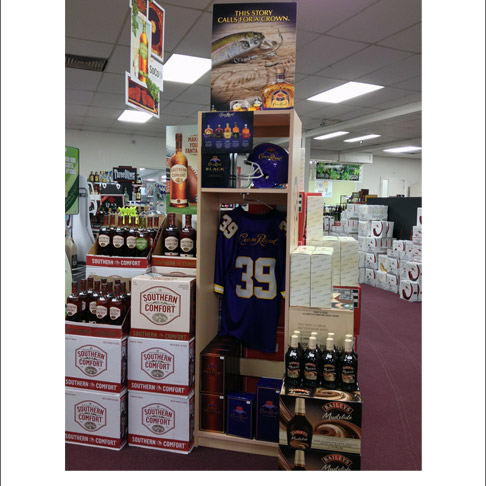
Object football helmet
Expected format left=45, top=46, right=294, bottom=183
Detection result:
left=242, top=143, right=289, bottom=188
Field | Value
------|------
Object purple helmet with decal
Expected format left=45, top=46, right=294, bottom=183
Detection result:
left=245, top=143, right=289, bottom=188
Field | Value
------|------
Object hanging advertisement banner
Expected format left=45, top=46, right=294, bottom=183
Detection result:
left=126, top=0, right=164, bottom=118
left=210, top=2, right=297, bottom=111
left=315, top=162, right=362, bottom=181
left=166, top=126, right=199, bottom=215
left=65, top=146, right=80, bottom=215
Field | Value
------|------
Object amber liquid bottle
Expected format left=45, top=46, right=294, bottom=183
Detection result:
left=162, top=213, right=180, bottom=256
left=109, top=284, right=124, bottom=326
left=169, top=133, right=188, bottom=208
left=88, top=280, right=101, bottom=322
left=241, top=124, right=251, bottom=139
left=287, top=398, right=313, bottom=449
left=106, top=281, right=115, bottom=299
left=78, top=279, right=89, bottom=322
left=340, top=339, right=358, bottom=392
left=214, top=124, right=223, bottom=139
left=146, top=216, right=155, bottom=249
left=126, top=218, right=138, bottom=257
left=66, top=282, right=81, bottom=322
left=113, top=214, right=127, bottom=256
left=120, top=281, right=129, bottom=317
left=223, top=123, right=232, bottom=139
left=98, top=214, right=112, bottom=256
left=139, top=21, right=148, bottom=83
left=179, top=214, right=196, bottom=257
left=262, top=67, right=295, bottom=109
left=96, top=282, right=111, bottom=324
left=232, top=122, right=240, bottom=139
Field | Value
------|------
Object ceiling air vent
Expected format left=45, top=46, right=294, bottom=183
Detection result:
left=65, top=54, right=108, bottom=72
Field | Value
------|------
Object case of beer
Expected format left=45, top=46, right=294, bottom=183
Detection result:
left=278, top=445, right=361, bottom=471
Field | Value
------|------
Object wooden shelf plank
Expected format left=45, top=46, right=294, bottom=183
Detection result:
left=197, top=431, right=278, bottom=457
left=240, top=358, right=284, bottom=379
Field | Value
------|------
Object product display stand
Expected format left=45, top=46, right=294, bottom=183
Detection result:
left=195, top=110, right=302, bottom=456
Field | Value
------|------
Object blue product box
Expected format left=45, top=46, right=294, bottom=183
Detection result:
left=226, top=392, right=256, bottom=439
left=256, top=378, right=282, bottom=442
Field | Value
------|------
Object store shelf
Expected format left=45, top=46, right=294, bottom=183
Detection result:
left=197, top=431, right=278, bottom=457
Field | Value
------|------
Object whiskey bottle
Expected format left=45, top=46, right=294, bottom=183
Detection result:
left=109, top=283, right=124, bottom=326
left=96, top=282, right=111, bottom=324
left=162, top=213, right=180, bottom=256
left=113, top=214, right=127, bottom=257
left=88, top=280, right=101, bottom=322
left=204, top=125, right=214, bottom=138
left=322, top=337, right=339, bottom=389
left=94, top=171, right=99, bottom=183
left=241, top=124, right=251, bottom=139
left=302, top=336, right=321, bottom=388
left=214, top=124, right=224, bottom=139
left=232, top=122, right=240, bottom=139
left=262, top=68, right=295, bottom=109
left=136, top=220, right=150, bottom=257
left=146, top=216, right=156, bottom=249
left=86, top=277, right=94, bottom=313
left=292, top=450, right=306, bottom=470
left=66, top=282, right=81, bottom=322
left=285, top=334, right=302, bottom=387
left=89, top=171, right=94, bottom=183
left=98, top=214, right=112, bottom=256
left=120, top=281, right=129, bottom=316
left=169, top=133, right=188, bottom=208
left=126, top=217, right=137, bottom=257
left=286, top=398, right=313, bottom=449
left=139, top=21, right=148, bottom=83
left=78, top=279, right=89, bottom=322
left=223, top=123, right=232, bottom=139
left=341, top=339, right=358, bottom=392
left=180, top=214, right=197, bottom=257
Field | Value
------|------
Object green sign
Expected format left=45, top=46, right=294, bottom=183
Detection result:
left=65, top=146, right=79, bottom=214
left=316, top=162, right=361, bottom=181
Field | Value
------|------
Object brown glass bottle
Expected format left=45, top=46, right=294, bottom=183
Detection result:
left=146, top=216, right=155, bottom=249
left=109, top=284, right=124, bottom=326
left=340, top=339, right=358, bottom=392
left=78, top=279, right=89, bottom=322
left=88, top=280, right=101, bottom=322
left=106, top=281, right=114, bottom=299
left=287, top=398, right=313, bottom=449
left=179, top=214, right=196, bottom=257
left=66, top=282, right=81, bottom=322
left=169, top=133, right=188, bottom=208
left=126, top=218, right=137, bottom=257
left=162, top=213, right=180, bottom=256
left=113, top=214, right=127, bottom=257
left=135, top=221, right=150, bottom=257
left=98, top=214, right=112, bottom=256
left=120, top=281, right=129, bottom=317
left=292, top=450, right=306, bottom=470
left=96, top=282, right=111, bottom=324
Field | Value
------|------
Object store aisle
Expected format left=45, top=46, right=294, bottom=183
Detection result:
left=65, top=284, right=421, bottom=471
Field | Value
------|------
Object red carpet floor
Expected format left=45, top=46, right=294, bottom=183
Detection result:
left=65, top=284, right=421, bottom=470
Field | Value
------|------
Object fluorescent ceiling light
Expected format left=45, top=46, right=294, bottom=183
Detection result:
left=344, top=134, right=381, bottom=143
left=308, top=82, right=384, bottom=103
left=164, top=54, right=211, bottom=84
left=314, top=131, right=349, bottom=140
left=118, top=110, right=152, bottom=123
left=383, top=146, right=422, bottom=153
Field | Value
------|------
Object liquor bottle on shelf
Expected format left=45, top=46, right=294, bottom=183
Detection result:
left=214, top=124, right=224, bottom=139
left=139, top=21, right=148, bottom=83
left=293, top=330, right=303, bottom=354
left=169, top=133, right=188, bottom=208
left=88, top=280, right=101, bottom=322
left=340, top=339, right=358, bottom=392
left=126, top=217, right=137, bottom=257
left=146, top=216, right=156, bottom=249
left=262, top=68, right=294, bottom=109
left=135, top=220, right=150, bottom=257
left=322, top=336, right=339, bottom=389
left=123, top=187, right=129, bottom=205
left=120, top=281, right=129, bottom=314
left=224, top=123, right=232, bottom=139
left=345, top=333, right=358, bottom=359
left=286, top=398, right=313, bottom=449
left=78, top=279, right=89, bottom=322
left=310, top=331, right=322, bottom=359
left=136, top=186, right=141, bottom=201
left=327, top=332, right=340, bottom=360
left=89, top=171, right=94, bottom=183
left=162, top=213, right=180, bottom=256
left=302, top=336, right=320, bottom=388
left=292, top=450, right=306, bottom=470
left=98, top=214, right=112, bottom=256
left=180, top=214, right=197, bottom=257
left=94, top=171, right=99, bottom=183
left=66, top=282, right=81, bottom=322
left=204, top=125, right=214, bottom=138
left=96, top=282, right=111, bottom=324
left=241, top=124, right=251, bottom=139
left=86, top=277, right=94, bottom=307
left=113, top=214, right=127, bottom=257
left=285, top=334, right=302, bottom=387
left=109, top=284, right=124, bottom=326
left=106, top=281, right=115, bottom=299
left=232, top=122, right=240, bottom=139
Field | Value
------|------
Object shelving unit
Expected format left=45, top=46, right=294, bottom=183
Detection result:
left=194, top=110, right=302, bottom=456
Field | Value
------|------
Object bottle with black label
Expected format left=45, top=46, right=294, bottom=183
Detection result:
left=292, top=450, right=306, bottom=470
left=341, top=338, right=358, bottom=392
left=162, top=213, right=180, bottom=256
left=302, top=336, right=320, bottom=388
left=285, top=334, right=302, bottom=386
left=322, top=336, right=339, bottom=389
left=287, top=398, right=312, bottom=449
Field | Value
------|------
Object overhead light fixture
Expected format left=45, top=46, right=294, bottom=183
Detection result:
left=308, top=82, right=384, bottom=103
left=344, top=134, right=381, bottom=143
left=314, top=131, right=349, bottom=140
left=383, top=146, right=422, bottom=153
left=163, top=54, right=211, bottom=84
left=118, top=110, right=152, bottom=123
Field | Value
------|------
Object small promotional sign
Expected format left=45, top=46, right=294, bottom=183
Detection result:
left=201, top=153, right=231, bottom=188
left=65, top=146, right=80, bottom=215
left=148, top=0, right=165, bottom=62
left=113, top=166, right=137, bottom=183
left=316, top=162, right=361, bottom=181
left=201, top=111, right=254, bottom=154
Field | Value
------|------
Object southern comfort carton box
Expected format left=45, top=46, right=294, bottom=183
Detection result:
left=130, top=274, right=195, bottom=340
left=128, top=390, right=194, bottom=454
left=128, top=337, right=195, bottom=396
left=65, top=388, right=128, bottom=450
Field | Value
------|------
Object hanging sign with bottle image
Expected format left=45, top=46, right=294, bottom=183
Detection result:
left=126, top=0, right=165, bottom=118
left=210, top=2, right=297, bottom=111
left=201, top=111, right=254, bottom=154
left=65, top=146, right=79, bottom=215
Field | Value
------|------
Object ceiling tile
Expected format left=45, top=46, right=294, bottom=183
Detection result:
left=86, top=106, right=124, bottom=119
left=391, top=76, right=421, bottom=91
left=316, top=45, right=411, bottom=81
left=105, top=45, right=130, bottom=75
left=295, top=75, right=342, bottom=100
left=166, top=0, right=213, bottom=8
left=97, top=73, right=126, bottom=94
left=66, top=89, right=95, bottom=105
left=194, top=72, right=211, bottom=87
left=295, top=35, right=367, bottom=75
left=377, top=23, right=421, bottom=53
left=66, top=115, right=86, bottom=126
left=344, top=87, right=419, bottom=109
left=327, top=0, right=422, bottom=43
left=66, top=105, right=90, bottom=117
left=65, top=37, right=114, bottom=58
left=176, top=12, right=212, bottom=58
left=92, top=91, right=127, bottom=109
left=163, top=101, right=207, bottom=116
left=65, top=68, right=102, bottom=91
left=371, top=91, right=421, bottom=110
left=117, top=16, right=131, bottom=48
left=82, top=116, right=116, bottom=128
left=159, top=82, right=191, bottom=101
left=337, top=106, right=382, bottom=122
left=296, top=30, right=320, bottom=49
left=65, top=1, right=129, bottom=44
left=356, top=54, right=421, bottom=86
left=175, top=84, right=210, bottom=104
left=162, top=5, right=202, bottom=52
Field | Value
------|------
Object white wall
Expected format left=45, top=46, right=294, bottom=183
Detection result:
left=65, top=129, right=166, bottom=177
